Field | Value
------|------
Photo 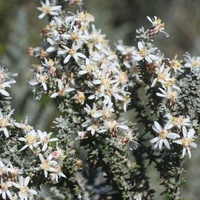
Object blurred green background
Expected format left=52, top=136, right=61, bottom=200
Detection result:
left=0, top=0, right=200, bottom=199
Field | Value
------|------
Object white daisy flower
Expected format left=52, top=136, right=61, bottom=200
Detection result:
left=174, top=126, right=197, bottom=159
left=37, top=0, right=62, bottom=19
left=0, top=180, right=13, bottom=200
left=37, top=130, right=58, bottom=151
left=0, top=109, right=14, bottom=138
left=58, top=42, right=86, bottom=64
left=132, top=41, right=158, bottom=63
left=165, top=113, right=191, bottom=129
left=38, top=154, right=57, bottom=178
left=150, top=121, right=180, bottom=150
left=12, top=176, right=37, bottom=200
left=18, top=130, right=40, bottom=151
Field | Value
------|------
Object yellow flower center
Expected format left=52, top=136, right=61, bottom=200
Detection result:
left=91, top=121, right=99, bottom=130
left=75, top=91, right=85, bottom=104
left=192, top=60, right=200, bottom=67
left=41, top=160, right=50, bottom=170
left=69, top=49, right=76, bottom=55
left=86, top=64, right=94, bottom=73
left=119, top=72, right=128, bottom=83
left=182, top=138, right=189, bottom=147
left=77, top=12, right=93, bottom=22
left=174, top=60, right=182, bottom=67
left=0, top=118, right=8, bottom=127
left=101, top=78, right=111, bottom=88
left=39, top=75, right=47, bottom=83
left=106, top=120, right=117, bottom=131
left=157, top=18, right=162, bottom=25
left=102, top=110, right=113, bottom=119
left=20, top=186, right=28, bottom=193
left=169, top=91, right=178, bottom=99
left=42, top=5, right=52, bottom=14
left=58, top=89, right=65, bottom=96
left=48, top=59, right=55, bottom=67
left=43, top=136, right=49, bottom=144
left=55, top=165, right=61, bottom=173
left=165, top=79, right=176, bottom=88
left=159, top=130, right=168, bottom=139
left=71, top=33, right=78, bottom=41
left=26, top=135, right=36, bottom=144
left=21, top=124, right=33, bottom=132
left=155, top=19, right=165, bottom=32
left=157, top=73, right=165, bottom=81
left=1, top=183, right=8, bottom=191
left=172, top=117, right=184, bottom=126
left=138, top=49, right=148, bottom=57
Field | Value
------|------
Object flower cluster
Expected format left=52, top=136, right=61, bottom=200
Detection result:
left=0, top=162, right=37, bottom=200
left=116, top=16, right=199, bottom=160
left=0, top=65, right=66, bottom=199
left=150, top=119, right=197, bottom=158
left=29, top=3, right=138, bottom=149
left=0, top=107, right=66, bottom=199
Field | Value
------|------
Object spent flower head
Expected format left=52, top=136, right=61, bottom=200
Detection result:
left=147, top=16, right=169, bottom=37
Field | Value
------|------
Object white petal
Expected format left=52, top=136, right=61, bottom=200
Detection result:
left=64, top=55, right=71, bottom=63
left=164, top=139, right=170, bottom=149
left=145, top=56, right=152, bottom=63
left=187, top=148, right=191, bottom=159
left=138, top=42, right=143, bottom=50
left=188, top=128, right=195, bottom=138
left=168, top=133, right=180, bottom=139
left=50, top=93, right=58, bottom=98
left=150, top=137, right=159, bottom=143
left=76, top=52, right=86, bottom=59
left=191, top=142, right=197, bottom=149
left=24, top=177, right=30, bottom=186
left=174, top=139, right=182, bottom=145
left=46, top=46, right=56, bottom=52
left=151, top=78, right=158, bottom=87
left=38, top=13, right=46, bottom=19
left=182, top=148, right=186, bottom=158
left=159, top=139, right=163, bottom=149
left=156, top=92, right=166, bottom=97
left=153, top=121, right=162, bottom=132
left=0, top=89, right=9, bottom=96
left=182, top=126, right=187, bottom=137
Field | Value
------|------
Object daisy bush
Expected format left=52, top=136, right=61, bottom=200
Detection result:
left=0, top=0, right=200, bottom=199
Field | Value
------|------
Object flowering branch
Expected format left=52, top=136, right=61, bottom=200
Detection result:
left=0, top=1, right=199, bottom=200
